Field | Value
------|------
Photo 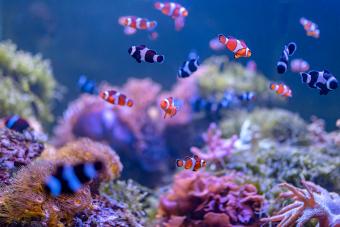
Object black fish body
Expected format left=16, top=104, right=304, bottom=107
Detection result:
left=277, top=42, right=297, bottom=74
left=178, top=58, right=200, bottom=78
left=128, top=45, right=164, bottom=63
left=300, top=70, right=338, bottom=95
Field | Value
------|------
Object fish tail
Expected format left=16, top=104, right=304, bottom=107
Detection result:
left=218, top=34, right=227, bottom=44
left=156, top=55, right=164, bottom=63
left=176, top=159, right=183, bottom=167
left=154, top=2, right=163, bottom=10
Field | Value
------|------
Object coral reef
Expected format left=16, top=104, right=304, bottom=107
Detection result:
left=74, top=195, right=144, bottom=227
left=0, top=128, right=44, bottom=185
left=0, top=40, right=60, bottom=123
left=0, top=138, right=122, bottom=226
left=157, top=171, right=265, bottom=226
left=190, top=122, right=237, bottom=164
left=261, top=181, right=340, bottom=227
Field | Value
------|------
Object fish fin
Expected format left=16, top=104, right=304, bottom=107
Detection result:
left=193, top=155, right=199, bottom=160
left=317, top=83, right=329, bottom=95
left=234, top=54, right=241, bottom=59
left=136, top=58, right=142, bottom=63
left=240, top=40, right=247, bottom=47
left=163, top=112, right=167, bottom=119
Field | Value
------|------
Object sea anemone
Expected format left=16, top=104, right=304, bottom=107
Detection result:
left=261, top=180, right=340, bottom=227
left=157, top=171, right=265, bottom=226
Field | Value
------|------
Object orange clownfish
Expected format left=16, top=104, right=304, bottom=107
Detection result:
left=300, top=17, right=320, bottom=39
left=176, top=155, right=207, bottom=171
left=218, top=34, right=251, bottom=59
left=160, top=97, right=182, bottom=119
left=118, top=16, right=157, bottom=31
left=269, top=83, right=292, bottom=98
left=99, top=90, right=134, bottom=107
left=154, top=2, right=188, bottom=19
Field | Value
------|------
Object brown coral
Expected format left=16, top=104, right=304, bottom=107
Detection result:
left=0, top=128, right=44, bottom=185
left=0, top=160, right=92, bottom=226
left=157, top=171, right=264, bottom=226
left=261, top=181, right=340, bottom=227
left=40, top=138, right=123, bottom=182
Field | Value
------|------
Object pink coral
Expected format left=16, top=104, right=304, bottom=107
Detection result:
left=191, top=123, right=237, bottom=162
left=157, top=171, right=264, bottom=226
left=261, top=181, right=340, bottom=227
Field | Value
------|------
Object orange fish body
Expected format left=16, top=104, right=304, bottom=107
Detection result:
left=176, top=155, right=206, bottom=171
left=270, top=83, right=292, bottom=98
left=218, top=34, right=251, bottom=58
left=154, top=2, right=188, bottom=18
left=99, top=90, right=134, bottom=107
left=160, top=97, right=182, bottom=119
left=118, top=16, right=157, bottom=31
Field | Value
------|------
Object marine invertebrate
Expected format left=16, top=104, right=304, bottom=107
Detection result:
left=40, top=138, right=123, bottom=182
left=261, top=181, right=340, bottom=227
left=0, top=128, right=44, bottom=185
left=157, top=171, right=264, bottom=226
left=190, top=122, right=237, bottom=163
left=0, top=40, right=60, bottom=123
left=0, top=160, right=92, bottom=226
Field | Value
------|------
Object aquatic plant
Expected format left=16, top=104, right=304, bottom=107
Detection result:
left=0, top=40, right=60, bottom=123
left=0, top=128, right=44, bottom=185
left=0, top=138, right=122, bottom=226
left=220, top=108, right=309, bottom=144
left=100, top=179, right=158, bottom=225
left=190, top=122, right=237, bottom=164
left=261, top=181, right=340, bottom=227
left=157, top=171, right=265, bottom=226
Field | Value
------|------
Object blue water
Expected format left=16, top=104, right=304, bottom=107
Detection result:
left=1, top=0, right=339, bottom=129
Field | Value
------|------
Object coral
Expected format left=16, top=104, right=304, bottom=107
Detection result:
left=220, top=108, right=309, bottom=144
left=261, top=181, right=340, bottom=227
left=40, top=138, right=123, bottom=183
left=157, top=171, right=265, bottom=226
left=0, top=160, right=92, bottom=226
left=100, top=179, right=158, bottom=226
left=0, top=138, right=123, bottom=226
left=190, top=122, right=237, bottom=164
left=0, top=40, right=61, bottom=123
left=0, top=128, right=44, bottom=185
left=74, top=195, right=144, bottom=227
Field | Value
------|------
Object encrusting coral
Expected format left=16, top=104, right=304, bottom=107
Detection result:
left=261, top=181, right=340, bottom=227
left=0, top=128, right=44, bottom=185
left=0, top=138, right=122, bottom=226
left=157, top=171, right=265, bottom=227
left=0, top=40, right=61, bottom=123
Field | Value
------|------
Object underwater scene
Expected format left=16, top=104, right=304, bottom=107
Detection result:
left=0, top=0, right=339, bottom=226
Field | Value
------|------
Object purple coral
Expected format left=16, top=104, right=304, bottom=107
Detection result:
left=261, top=181, right=340, bottom=227
left=191, top=123, right=237, bottom=162
left=0, top=128, right=44, bottom=185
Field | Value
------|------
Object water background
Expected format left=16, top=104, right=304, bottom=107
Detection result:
left=1, top=0, right=339, bottom=129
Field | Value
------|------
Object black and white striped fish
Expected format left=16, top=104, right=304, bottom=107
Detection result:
left=300, top=70, right=338, bottom=95
left=177, top=53, right=200, bottom=78
left=128, top=45, right=164, bottom=63
left=44, top=161, right=103, bottom=197
left=238, top=91, right=256, bottom=101
left=277, top=42, right=297, bottom=74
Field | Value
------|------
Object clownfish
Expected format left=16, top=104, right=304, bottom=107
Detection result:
left=160, top=97, right=183, bottom=119
left=300, top=70, right=338, bottom=95
left=44, top=161, right=103, bottom=197
left=99, top=90, right=134, bottom=107
left=176, top=155, right=207, bottom=171
left=277, top=42, right=297, bottom=74
left=154, top=2, right=188, bottom=18
left=118, top=16, right=157, bottom=31
left=269, top=83, right=292, bottom=98
left=300, top=17, right=320, bottom=39
left=290, top=58, right=310, bottom=73
left=218, top=34, right=251, bottom=59
left=178, top=51, right=200, bottom=78
left=128, top=45, right=164, bottom=64
left=4, top=115, right=30, bottom=133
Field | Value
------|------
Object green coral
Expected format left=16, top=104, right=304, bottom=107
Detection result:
left=198, top=56, right=282, bottom=103
left=220, top=108, right=310, bottom=144
left=100, top=179, right=158, bottom=225
left=0, top=40, right=60, bottom=123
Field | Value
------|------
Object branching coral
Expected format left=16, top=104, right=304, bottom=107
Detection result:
left=0, top=128, right=44, bottom=185
left=0, top=138, right=123, bottom=226
left=157, top=171, right=265, bottom=226
left=261, top=181, right=340, bottom=227
left=190, top=123, right=237, bottom=163
left=0, top=40, right=61, bottom=123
